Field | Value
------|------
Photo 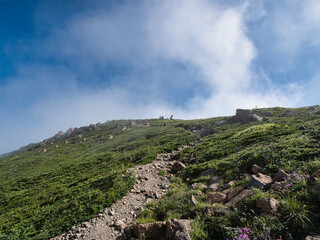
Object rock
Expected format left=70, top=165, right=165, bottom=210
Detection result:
left=132, top=222, right=166, bottom=239
left=305, top=236, right=320, bottom=240
left=234, top=109, right=263, bottom=123
left=108, top=209, right=115, bottom=216
left=223, top=181, right=235, bottom=190
left=190, top=183, right=207, bottom=189
left=299, top=125, right=308, bottom=130
left=270, top=181, right=287, bottom=191
left=312, top=169, right=320, bottom=178
left=166, top=219, right=191, bottom=240
left=247, top=173, right=273, bottom=190
left=190, top=195, right=197, bottom=206
left=273, top=169, right=289, bottom=182
left=207, top=192, right=227, bottom=204
left=226, top=190, right=254, bottom=205
left=206, top=176, right=222, bottom=191
left=252, top=164, right=263, bottom=174
left=315, top=111, right=320, bottom=115
left=256, top=198, right=279, bottom=213
left=171, top=161, right=186, bottom=174
left=227, top=186, right=243, bottom=201
left=196, top=168, right=217, bottom=178
left=114, top=219, right=126, bottom=231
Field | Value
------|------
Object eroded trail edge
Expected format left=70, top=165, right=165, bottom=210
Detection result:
left=52, top=143, right=195, bottom=240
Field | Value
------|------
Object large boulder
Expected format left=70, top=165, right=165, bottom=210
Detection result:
left=166, top=219, right=191, bottom=240
left=206, top=192, right=227, bottom=204
left=233, top=109, right=263, bottom=123
left=132, top=221, right=166, bottom=239
left=248, top=173, right=273, bottom=190
left=273, top=169, right=289, bottom=182
left=226, top=190, right=254, bottom=205
left=256, top=198, right=279, bottom=213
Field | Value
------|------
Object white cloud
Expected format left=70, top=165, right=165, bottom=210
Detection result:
left=0, top=0, right=304, bottom=154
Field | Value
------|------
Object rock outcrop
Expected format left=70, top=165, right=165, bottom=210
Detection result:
left=233, top=109, right=263, bottom=123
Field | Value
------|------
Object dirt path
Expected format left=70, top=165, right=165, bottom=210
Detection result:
left=51, top=144, right=192, bottom=240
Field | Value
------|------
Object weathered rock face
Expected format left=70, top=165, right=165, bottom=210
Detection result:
left=132, top=221, right=166, bottom=239
left=227, top=186, right=243, bottom=201
left=233, top=109, right=263, bottom=123
left=207, top=192, right=227, bottom=204
left=166, top=219, right=191, bottom=240
left=273, top=169, right=289, bottom=182
left=248, top=173, right=273, bottom=190
left=256, top=198, right=279, bottom=213
left=226, top=190, right=254, bottom=206
left=171, top=161, right=186, bottom=174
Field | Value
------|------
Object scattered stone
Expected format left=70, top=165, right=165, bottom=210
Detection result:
left=227, top=186, right=243, bottom=201
left=207, top=192, right=227, bottom=204
left=114, top=220, right=126, bottom=231
left=248, top=173, right=272, bottom=190
left=299, top=125, right=308, bottom=130
left=306, top=236, right=320, bottom=240
left=190, top=195, right=197, bottom=206
left=252, top=164, right=263, bottom=174
left=206, top=176, right=222, bottom=191
left=171, top=161, right=186, bottom=174
left=234, top=109, right=263, bottom=123
left=190, top=183, right=207, bottom=190
left=132, top=221, right=166, bottom=239
left=312, top=169, right=320, bottom=178
left=166, top=219, right=191, bottom=240
left=270, top=181, right=287, bottom=191
left=226, top=190, right=254, bottom=205
left=256, top=198, right=279, bottom=213
left=223, top=181, right=235, bottom=190
left=273, top=169, right=289, bottom=182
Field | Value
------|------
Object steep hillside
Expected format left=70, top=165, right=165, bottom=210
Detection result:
left=1, top=106, right=320, bottom=240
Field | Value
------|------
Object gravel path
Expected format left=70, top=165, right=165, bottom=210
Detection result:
left=51, top=145, right=191, bottom=240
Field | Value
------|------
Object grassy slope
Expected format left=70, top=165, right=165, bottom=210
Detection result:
left=1, top=106, right=320, bottom=239
left=139, top=106, right=320, bottom=240
left=0, top=119, right=200, bottom=240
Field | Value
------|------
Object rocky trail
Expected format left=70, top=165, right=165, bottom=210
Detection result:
left=51, top=144, right=194, bottom=240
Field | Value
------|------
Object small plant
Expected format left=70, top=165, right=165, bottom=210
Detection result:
left=281, top=171, right=310, bottom=193
left=226, top=227, right=273, bottom=240
left=158, top=169, right=167, bottom=176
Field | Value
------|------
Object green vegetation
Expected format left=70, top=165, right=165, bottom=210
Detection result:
left=0, top=120, right=198, bottom=239
left=1, top=106, right=320, bottom=239
left=139, top=106, right=320, bottom=239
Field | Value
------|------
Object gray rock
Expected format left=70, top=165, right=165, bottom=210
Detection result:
left=270, top=181, right=287, bottom=191
left=132, top=221, right=166, bottom=239
left=305, top=236, right=320, bottom=240
left=223, top=181, right=235, bottom=190
left=252, top=164, right=263, bottom=174
left=233, top=109, right=263, bottom=123
left=171, top=161, right=186, bottom=173
left=207, top=192, right=227, bottom=204
left=227, top=186, right=243, bottom=201
left=190, top=195, right=197, bottom=206
left=190, top=183, right=207, bottom=189
left=206, top=176, right=222, bottom=191
left=196, top=168, right=217, bottom=178
left=166, top=219, right=191, bottom=240
left=273, top=169, right=289, bottom=182
left=256, top=198, right=279, bottom=213
left=248, top=173, right=273, bottom=190
left=226, top=190, right=254, bottom=205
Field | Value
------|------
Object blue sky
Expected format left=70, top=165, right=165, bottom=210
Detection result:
left=0, top=0, right=320, bottom=154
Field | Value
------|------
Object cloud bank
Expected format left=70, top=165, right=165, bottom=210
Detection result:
left=1, top=0, right=318, bottom=154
